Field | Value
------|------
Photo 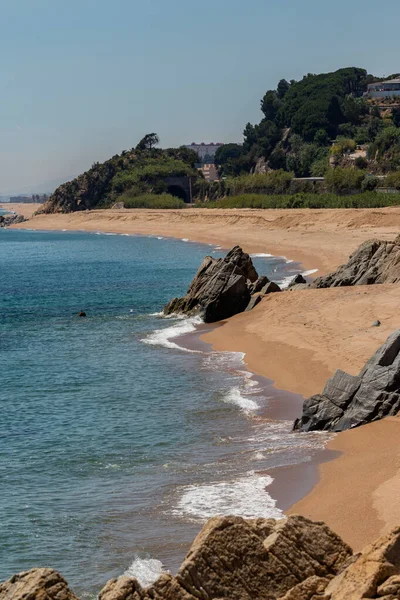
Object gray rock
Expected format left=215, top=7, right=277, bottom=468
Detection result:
left=260, top=281, right=281, bottom=295
left=245, top=295, right=263, bottom=311
left=288, top=274, right=307, bottom=287
left=294, top=329, right=400, bottom=432
left=372, top=319, right=381, bottom=327
left=164, top=246, right=277, bottom=323
left=0, top=214, right=26, bottom=227
left=311, top=236, right=400, bottom=288
left=249, top=275, right=270, bottom=294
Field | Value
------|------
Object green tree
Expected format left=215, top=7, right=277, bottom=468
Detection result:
left=260, top=90, right=281, bottom=121
left=277, top=79, right=290, bottom=99
left=136, top=133, right=160, bottom=151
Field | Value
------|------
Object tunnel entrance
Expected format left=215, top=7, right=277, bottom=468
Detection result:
left=167, top=184, right=188, bottom=203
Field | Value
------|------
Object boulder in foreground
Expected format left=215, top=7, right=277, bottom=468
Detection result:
left=294, top=328, right=400, bottom=432
left=163, top=246, right=280, bottom=323
left=4, top=515, right=400, bottom=600
left=0, top=568, right=79, bottom=600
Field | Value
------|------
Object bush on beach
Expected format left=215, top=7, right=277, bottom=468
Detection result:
left=119, top=193, right=186, bottom=209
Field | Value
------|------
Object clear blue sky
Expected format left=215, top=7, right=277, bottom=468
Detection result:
left=1, top=0, right=400, bottom=193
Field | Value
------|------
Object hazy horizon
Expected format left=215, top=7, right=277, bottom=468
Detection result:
left=2, top=0, right=400, bottom=193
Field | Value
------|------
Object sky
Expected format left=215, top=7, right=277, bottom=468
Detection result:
left=1, top=0, right=400, bottom=193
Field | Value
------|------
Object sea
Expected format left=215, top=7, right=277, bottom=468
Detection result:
left=0, top=221, right=326, bottom=598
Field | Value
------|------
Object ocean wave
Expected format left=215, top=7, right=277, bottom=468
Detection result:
left=250, top=253, right=274, bottom=258
left=181, top=238, right=189, bottom=242
left=141, top=315, right=203, bottom=352
left=302, top=269, right=318, bottom=277
left=174, top=471, right=283, bottom=520
left=124, top=556, right=167, bottom=587
left=221, top=387, right=259, bottom=412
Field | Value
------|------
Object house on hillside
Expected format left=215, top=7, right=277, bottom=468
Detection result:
left=367, top=79, right=400, bottom=98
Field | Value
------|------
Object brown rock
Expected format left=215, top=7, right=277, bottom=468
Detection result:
left=0, top=568, right=79, bottom=600
left=324, top=526, right=400, bottom=599
left=277, top=576, right=331, bottom=600
left=98, top=515, right=352, bottom=600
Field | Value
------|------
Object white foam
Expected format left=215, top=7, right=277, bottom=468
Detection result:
left=250, top=253, right=273, bottom=258
left=157, top=236, right=163, bottom=240
left=141, top=316, right=203, bottom=352
left=302, top=269, right=318, bottom=277
left=124, top=556, right=167, bottom=588
left=221, top=387, right=259, bottom=412
left=181, top=238, right=189, bottom=242
left=174, top=471, right=283, bottom=520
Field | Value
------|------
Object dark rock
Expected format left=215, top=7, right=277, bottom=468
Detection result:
left=163, top=246, right=276, bottom=323
left=78, top=312, right=86, bottom=317
left=261, top=281, right=281, bottom=294
left=249, top=275, right=270, bottom=294
left=311, top=236, right=400, bottom=288
left=288, top=274, right=307, bottom=287
left=0, top=214, right=26, bottom=227
left=294, top=329, right=400, bottom=432
left=372, top=319, right=381, bottom=327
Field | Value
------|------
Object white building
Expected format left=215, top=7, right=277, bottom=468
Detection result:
left=185, top=142, right=224, bottom=161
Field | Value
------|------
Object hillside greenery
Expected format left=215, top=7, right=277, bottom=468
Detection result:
left=44, top=136, right=199, bottom=212
left=215, top=67, right=400, bottom=178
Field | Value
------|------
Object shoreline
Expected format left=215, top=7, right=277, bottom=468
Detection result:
left=6, top=206, right=400, bottom=551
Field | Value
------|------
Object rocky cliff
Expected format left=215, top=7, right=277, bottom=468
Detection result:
left=3, top=515, right=400, bottom=600
left=294, top=329, right=400, bottom=432
left=164, top=246, right=281, bottom=323
left=312, top=235, right=400, bottom=287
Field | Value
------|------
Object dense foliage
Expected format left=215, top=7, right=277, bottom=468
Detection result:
left=215, top=67, right=400, bottom=178
left=203, top=192, right=400, bottom=209
left=118, top=193, right=186, bottom=209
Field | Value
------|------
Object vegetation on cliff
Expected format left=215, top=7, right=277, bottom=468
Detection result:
left=43, top=136, right=199, bottom=213
left=216, top=67, right=400, bottom=178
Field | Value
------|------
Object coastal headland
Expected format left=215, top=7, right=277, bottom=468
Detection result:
left=8, top=204, right=400, bottom=552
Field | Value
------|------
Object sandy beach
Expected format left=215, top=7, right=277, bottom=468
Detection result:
left=8, top=204, right=400, bottom=551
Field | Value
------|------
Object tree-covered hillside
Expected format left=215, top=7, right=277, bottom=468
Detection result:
left=43, top=135, right=199, bottom=213
left=216, top=67, right=400, bottom=178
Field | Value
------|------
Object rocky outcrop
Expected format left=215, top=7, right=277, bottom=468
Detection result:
left=0, top=214, right=26, bottom=227
left=5, top=516, right=400, bottom=600
left=288, top=274, right=307, bottom=287
left=0, top=568, right=79, bottom=600
left=164, top=246, right=280, bottom=323
left=312, top=236, right=400, bottom=287
left=293, top=329, right=400, bottom=432
left=99, top=515, right=352, bottom=600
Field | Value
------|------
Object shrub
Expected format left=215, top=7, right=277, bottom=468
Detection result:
left=202, top=192, right=399, bottom=210
left=119, top=193, right=186, bottom=209
left=361, top=176, right=379, bottom=192
left=385, top=171, right=400, bottom=189
left=226, top=170, right=293, bottom=195
left=325, top=167, right=365, bottom=194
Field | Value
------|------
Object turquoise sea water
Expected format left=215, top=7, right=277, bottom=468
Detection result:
left=0, top=228, right=326, bottom=597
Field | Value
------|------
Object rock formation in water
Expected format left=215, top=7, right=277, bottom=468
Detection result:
left=163, top=246, right=281, bottom=323
left=312, top=235, right=400, bottom=287
left=0, top=214, right=26, bottom=227
left=4, top=515, right=400, bottom=600
left=294, top=329, right=400, bottom=432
